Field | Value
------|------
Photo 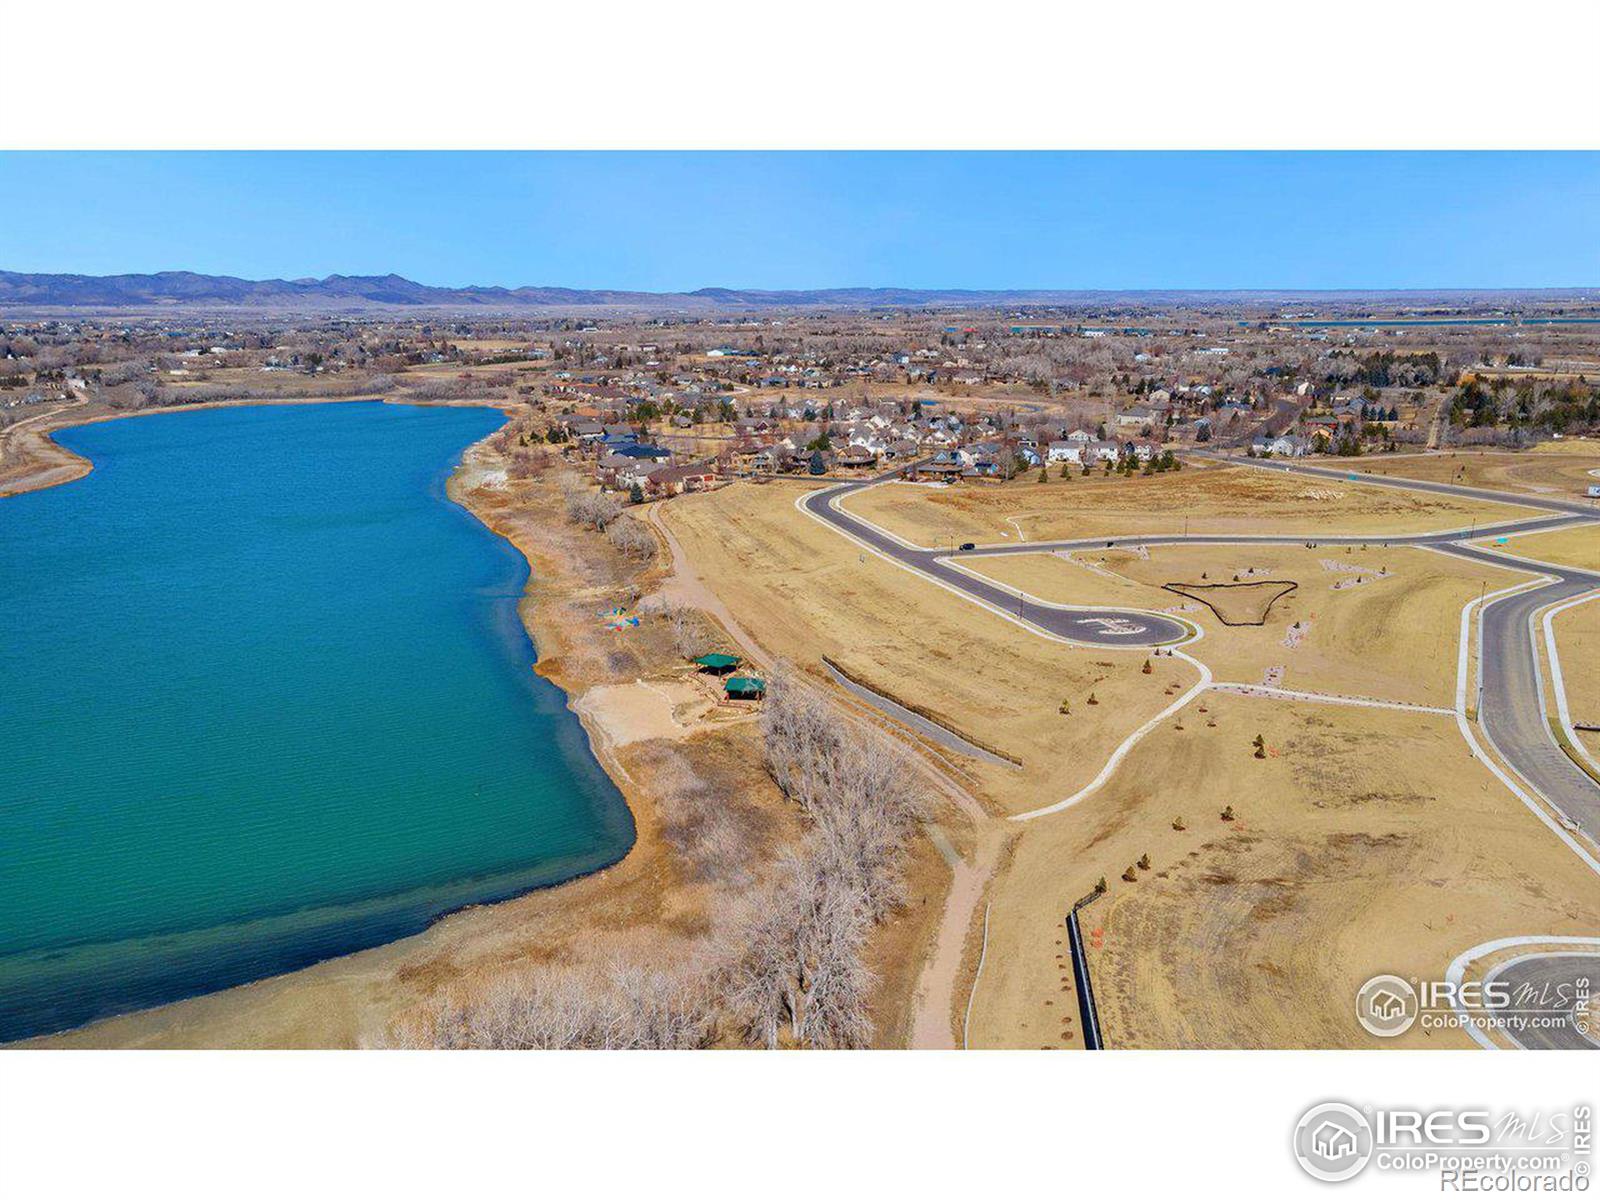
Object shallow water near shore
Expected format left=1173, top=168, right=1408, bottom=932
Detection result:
left=0, top=401, right=635, bottom=1042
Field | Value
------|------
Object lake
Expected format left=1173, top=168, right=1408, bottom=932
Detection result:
left=0, top=401, right=635, bottom=1041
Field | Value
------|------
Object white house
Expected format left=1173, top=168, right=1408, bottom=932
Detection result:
left=1252, top=434, right=1309, bottom=458
left=1087, top=439, right=1122, bottom=463
left=1046, top=440, right=1083, bottom=464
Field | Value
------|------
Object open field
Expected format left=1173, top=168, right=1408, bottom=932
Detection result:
left=1484, top=522, right=1600, bottom=573
left=842, top=464, right=1538, bottom=549
left=965, top=695, right=1600, bottom=1049
left=661, top=480, right=1195, bottom=816
left=959, top=543, right=1530, bottom=709
left=1337, top=441, right=1600, bottom=499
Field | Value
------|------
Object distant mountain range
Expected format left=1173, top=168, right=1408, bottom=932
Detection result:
left=0, top=269, right=1594, bottom=313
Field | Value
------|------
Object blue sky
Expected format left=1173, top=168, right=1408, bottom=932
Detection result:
left=1, top=152, right=1596, bottom=290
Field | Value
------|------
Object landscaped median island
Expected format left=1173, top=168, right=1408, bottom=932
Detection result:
left=1548, top=595, right=1600, bottom=762
left=956, top=542, right=1528, bottom=710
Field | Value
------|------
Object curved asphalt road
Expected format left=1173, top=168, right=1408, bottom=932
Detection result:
left=1485, top=953, right=1600, bottom=1050
left=801, top=477, right=1193, bottom=647
left=804, top=460, right=1600, bottom=846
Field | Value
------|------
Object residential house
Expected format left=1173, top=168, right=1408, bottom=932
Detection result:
left=835, top=446, right=878, bottom=470
left=1251, top=434, right=1309, bottom=457
left=1046, top=440, right=1083, bottom=464
left=1086, top=439, right=1122, bottom=463
left=646, top=463, right=717, bottom=497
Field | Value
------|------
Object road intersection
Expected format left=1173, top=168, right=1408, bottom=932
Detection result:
left=800, top=455, right=1600, bottom=1050
left=801, top=457, right=1600, bottom=847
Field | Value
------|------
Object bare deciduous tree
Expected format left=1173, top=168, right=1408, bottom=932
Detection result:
left=399, top=955, right=718, bottom=1049
left=661, top=601, right=716, bottom=660
left=561, top=477, right=624, bottom=530
left=607, top=516, right=658, bottom=561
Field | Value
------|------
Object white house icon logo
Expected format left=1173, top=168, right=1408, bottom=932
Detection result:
left=1356, top=974, right=1418, bottom=1037
left=1312, top=1120, right=1359, bottom=1161
left=1369, top=989, right=1407, bottom=1019
left=1293, top=1102, right=1375, bottom=1182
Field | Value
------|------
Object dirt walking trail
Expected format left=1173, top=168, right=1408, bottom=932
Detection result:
left=0, top=398, right=89, bottom=496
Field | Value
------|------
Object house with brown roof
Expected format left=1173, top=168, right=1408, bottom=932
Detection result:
left=646, top=462, right=718, bottom=497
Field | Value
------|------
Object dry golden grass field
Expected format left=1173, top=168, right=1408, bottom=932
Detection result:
left=661, top=480, right=1194, bottom=817
left=842, top=464, right=1537, bottom=548
left=1551, top=597, right=1600, bottom=759
left=965, top=696, right=1600, bottom=1049
left=662, top=472, right=1598, bottom=1050
left=159, top=367, right=381, bottom=394
left=1483, top=522, right=1600, bottom=572
left=1345, top=440, right=1600, bottom=498
left=958, top=543, right=1529, bottom=709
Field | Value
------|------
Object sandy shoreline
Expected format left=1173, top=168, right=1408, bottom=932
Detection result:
left=4, top=395, right=680, bottom=1048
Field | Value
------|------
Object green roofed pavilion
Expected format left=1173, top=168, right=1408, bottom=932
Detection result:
left=693, top=653, right=742, bottom=673
left=724, top=676, right=767, bottom=699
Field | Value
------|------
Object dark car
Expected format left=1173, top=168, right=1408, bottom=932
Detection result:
left=958, top=541, right=976, bottom=551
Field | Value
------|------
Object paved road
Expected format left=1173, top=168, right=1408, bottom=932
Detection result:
left=803, top=460, right=1600, bottom=845
left=1210, top=453, right=1600, bottom=847
left=800, top=478, right=1193, bottom=647
left=1485, top=953, right=1600, bottom=1050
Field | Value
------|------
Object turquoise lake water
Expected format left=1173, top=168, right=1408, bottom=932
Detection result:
left=0, top=401, right=635, bottom=1041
